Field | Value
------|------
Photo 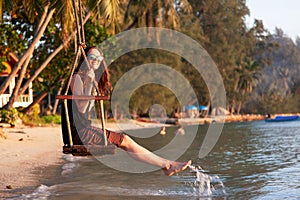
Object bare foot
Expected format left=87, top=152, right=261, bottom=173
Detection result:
left=162, top=160, right=192, bottom=176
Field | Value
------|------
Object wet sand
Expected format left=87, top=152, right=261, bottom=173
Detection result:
left=0, top=120, right=168, bottom=198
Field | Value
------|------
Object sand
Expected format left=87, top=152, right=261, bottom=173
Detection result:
left=0, top=125, right=63, bottom=198
left=0, top=120, right=168, bottom=198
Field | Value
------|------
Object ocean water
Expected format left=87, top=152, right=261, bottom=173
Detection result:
left=7, top=120, right=300, bottom=200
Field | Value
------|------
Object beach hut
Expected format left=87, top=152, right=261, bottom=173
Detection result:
left=0, top=53, right=33, bottom=108
left=184, top=105, right=209, bottom=118
left=184, top=105, right=199, bottom=118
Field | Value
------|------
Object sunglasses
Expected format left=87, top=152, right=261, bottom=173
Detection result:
left=88, top=54, right=103, bottom=62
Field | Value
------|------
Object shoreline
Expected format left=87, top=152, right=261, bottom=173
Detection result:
left=179, top=114, right=266, bottom=125
left=0, top=114, right=296, bottom=198
left=0, top=120, right=173, bottom=199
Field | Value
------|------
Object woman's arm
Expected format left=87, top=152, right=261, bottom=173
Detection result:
left=70, top=74, right=93, bottom=113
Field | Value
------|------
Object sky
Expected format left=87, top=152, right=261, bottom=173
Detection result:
left=245, top=0, right=300, bottom=41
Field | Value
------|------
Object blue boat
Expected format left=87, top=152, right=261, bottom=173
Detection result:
left=265, top=115, right=300, bottom=122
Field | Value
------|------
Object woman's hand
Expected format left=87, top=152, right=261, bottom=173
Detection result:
left=86, top=69, right=95, bottom=81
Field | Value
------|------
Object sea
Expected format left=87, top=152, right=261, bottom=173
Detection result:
left=5, top=120, right=300, bottom=200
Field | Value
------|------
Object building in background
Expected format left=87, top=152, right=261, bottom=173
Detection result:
left=0, top=52, right=33, bottom=108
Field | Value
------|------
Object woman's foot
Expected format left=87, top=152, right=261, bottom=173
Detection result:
left=162, top=160, right=192, bottom=176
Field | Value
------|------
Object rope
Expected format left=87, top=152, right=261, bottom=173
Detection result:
left=72, top=0, right=82, bottom=45
left=63, top=48, right=81, bottom=148
left=62, top=0, right=109, bottom=148
left=100, top=100, right=108, bottom=146
left=78, top=0, right=85, bottom=45
left=64, top=99, right=73, bottom=146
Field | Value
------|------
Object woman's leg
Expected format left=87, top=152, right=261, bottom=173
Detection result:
left=119, top=135, right=191, bottom=176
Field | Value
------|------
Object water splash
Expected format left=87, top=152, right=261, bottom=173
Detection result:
left=187, top=165, right=227, bottom=197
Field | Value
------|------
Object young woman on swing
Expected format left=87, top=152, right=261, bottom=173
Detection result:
left=61, top=46, right=191, bottom=176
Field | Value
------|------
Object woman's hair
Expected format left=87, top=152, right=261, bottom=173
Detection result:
left=76, top=46, right=111, bottom=95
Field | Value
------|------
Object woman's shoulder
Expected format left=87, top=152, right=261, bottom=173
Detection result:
left=72, top=73, right=83, bottom=80
left=71, top=73, right=83, bottom=86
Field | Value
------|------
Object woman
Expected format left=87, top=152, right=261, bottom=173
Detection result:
left=61, top=46, right=191, bottom=176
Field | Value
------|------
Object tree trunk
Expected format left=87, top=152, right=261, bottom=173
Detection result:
left=18, top=11, right=92, bottom=96
left=231, top=99, right=235, bottom=114
left=237, top=101, right=242, bottom=115
left=0, top=0, right=2, bottom=22
left=52, top=79, right=64, bottom=115
left=0, top=5, right=50, bottom=95
left=5, top=7, right=55, bottom=110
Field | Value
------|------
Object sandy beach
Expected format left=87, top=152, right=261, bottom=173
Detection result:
left=0, top=125, right=63, bottom=198
left=0, top=120, right=169, bottom=199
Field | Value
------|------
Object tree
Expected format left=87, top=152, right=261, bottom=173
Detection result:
left=124, top=0, right=192, bottom=29
left=0, top=21, right=27, bottom=71
left=234, top=59, right=261, bottom=114
left=123, top=0, right=192, bottom=44
left=0, top=0, right=120, bottom=111
left=3, top=5, right=55, bottom=110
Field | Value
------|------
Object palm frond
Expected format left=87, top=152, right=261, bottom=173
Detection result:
left=53, top=0, right=75, bottom=42
left=99, top=0, right=120, bottom=33
left=178, top=0, right=192, bottom=14
left=87, top=0, right=120, bottom=34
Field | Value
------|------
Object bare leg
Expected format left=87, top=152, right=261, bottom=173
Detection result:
left=119, top=135, right=191, bottom=176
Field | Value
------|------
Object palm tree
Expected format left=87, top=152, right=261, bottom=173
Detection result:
left=124, top=0, right=191, bottom=28
left=234, top=59, right=261, bottom=114
left=1, top=0, right=191, bottom=110
left=0, top=0, right=120, bottom=110
left=123, top=0, right=192, bottom=43
left=3, top=3, right=55, bottom=110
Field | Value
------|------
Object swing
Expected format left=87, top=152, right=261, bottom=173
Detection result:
left=56, top=0, right=117, bottom=156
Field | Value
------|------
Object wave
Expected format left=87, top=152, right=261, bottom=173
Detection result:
left=7, top=185, right=52, bottom=200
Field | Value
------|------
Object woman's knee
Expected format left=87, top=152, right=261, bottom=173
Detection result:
left=119, top=134, right=134, bottom=150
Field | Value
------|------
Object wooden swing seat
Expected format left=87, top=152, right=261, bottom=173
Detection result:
left=63, top=144, right=117, bottom=156
left=58, top=94, right=115, bottom=157
left=56, top=95, right=110, bottom=100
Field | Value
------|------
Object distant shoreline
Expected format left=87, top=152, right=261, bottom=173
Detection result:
left=136, top=113, right=300, bottom=126
left=179, top=114, right=266, bottom=125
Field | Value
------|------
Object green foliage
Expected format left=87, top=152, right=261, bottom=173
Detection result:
left=246, top=34, right=300, bottom=114
left=41, top=115, right=61, bottom=124
left=0, top=56, right=7, bottom=71
left=21, top=114, right=61, bottom=126
left=84, top=20, right=109, bottom=45
left=31, top=19, right=111, bottom=96
left=31, top=104, right=40, bottom=120
left=0, top=21, right=26, bottom=70
left=0, top=108, right=21, bottom=125
left=19, top=104, right=40, bottom=125
left=234, top=60, right=261, bottom=94
left=129, top=84, right=180, bottom=116
left=109, top=48, right=193, bottom=115
left=123, top=0, right=192, bottom=30
left=2, top=0, right=300, bottom=116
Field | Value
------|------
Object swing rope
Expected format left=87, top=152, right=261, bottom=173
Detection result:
left=57, top=0, right=114, bottom=155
